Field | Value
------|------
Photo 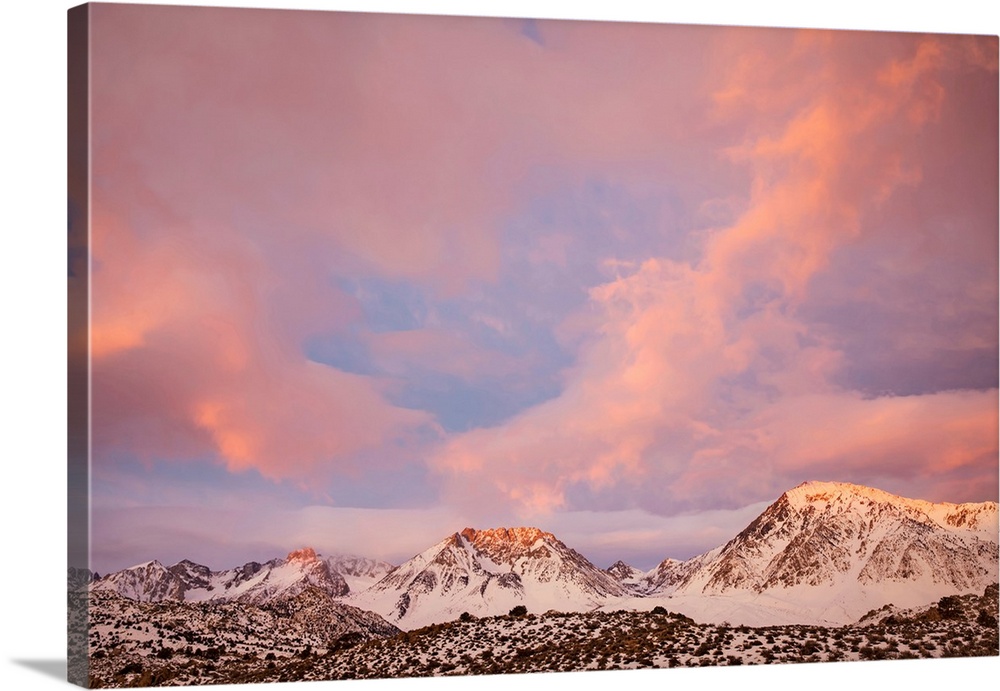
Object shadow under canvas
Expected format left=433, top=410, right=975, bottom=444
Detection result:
left=12, top=659, right=67, bottom=682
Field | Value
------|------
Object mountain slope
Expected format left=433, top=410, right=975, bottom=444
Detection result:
left=86, top=585, right=401, bottom=686
left=349, top=527, right=627, bottom=629
left=645, top=481, right=999, bottom=625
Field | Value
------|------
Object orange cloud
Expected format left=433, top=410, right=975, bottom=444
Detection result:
left=89, top=198, right=432, bottom=483
left=430, top=31, right=998, bottom=517
left=760, top=390, right=998, bottom=478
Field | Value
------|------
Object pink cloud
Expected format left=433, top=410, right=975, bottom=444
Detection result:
left=759, top=390, right=998, bottom=479
left=85, top=7, right=738, bottom=483
left=88, top=7, right=752, bottom=297
left=86, top=6, right=995, bottom=516
left=430, top=32, right=998, bottom=516
left=89, top=200, right=433, bottom=483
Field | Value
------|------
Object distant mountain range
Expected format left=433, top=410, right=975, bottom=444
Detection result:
left=92, top=481, right=999, bottom=629
left=91, top=548, right=393, bottom=604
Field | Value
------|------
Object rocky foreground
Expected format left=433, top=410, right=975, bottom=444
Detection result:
left=83, top=584, right=997, bottom=687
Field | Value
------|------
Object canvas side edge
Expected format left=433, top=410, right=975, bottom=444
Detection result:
left=67, top=3, right=92, bottom=687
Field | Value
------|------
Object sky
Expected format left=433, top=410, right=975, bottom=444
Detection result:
left=77, top=3, right=999, bottom=574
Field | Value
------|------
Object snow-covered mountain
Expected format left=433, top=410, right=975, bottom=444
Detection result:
left=94, top=548, right=361, bottom=604
left=605, top=560, right=644, bottom=582
left=92, top=560, right=190, bottom=603
left=93, top=482, right=998, bottom=629
left=604, top=560, right=648, bottom=594
left=643, top=481, right=999, bottom=625
left=349, top=527, right=627, bottom=629
left=324, top=554, right=395, bottom=593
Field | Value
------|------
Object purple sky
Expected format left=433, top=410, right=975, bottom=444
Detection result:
left=80, top=4, right=998, bottom=573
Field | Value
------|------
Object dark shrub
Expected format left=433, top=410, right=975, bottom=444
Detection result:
left=976, top=609, right=998, bottom=628
left=938, top=595, right=963, bottom=620
left=329, top=631, right=364, bottom=652
left=118, top=662, right=143, bottom=675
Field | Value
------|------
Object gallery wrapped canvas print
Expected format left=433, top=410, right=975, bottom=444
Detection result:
left=67, top=2, right=999, bottom=688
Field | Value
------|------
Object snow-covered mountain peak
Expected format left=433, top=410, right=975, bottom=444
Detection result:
left=460, top=526, right=550, bottom=547
left=604, top=560, right=652, bottom=595
left=172, top=558, right=202, bottom=567
left=286, top=547, right=320, bottom=563
left=781, top=481, right=999, bottom=537
left=92, top=560, right=186, bottom=602
left=455, top=526, right=563, bottom=566
left=167, top=559, right=212, bottom=589
left=654, top=481, right=999, bottom=615
left=605, top=560, right=644, bottom=582
left=783, top=480, right=907, bottom=510
left=350, top=525, right=627, bottom=629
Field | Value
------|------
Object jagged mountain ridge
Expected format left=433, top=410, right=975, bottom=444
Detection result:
left=93, top=560, right=189, bottom=603
left=348, top=526, right=628, bottom=629
left=92, top=547, right=382, bottom=604
left=94, top=481, right=998, bottom=628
